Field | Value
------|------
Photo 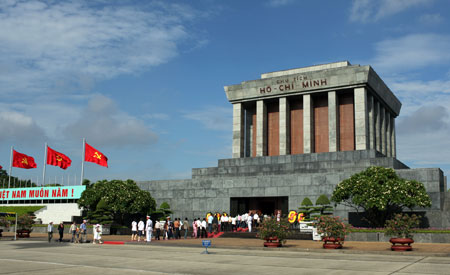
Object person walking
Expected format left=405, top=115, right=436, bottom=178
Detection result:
left=163, top=219, right=168, bottom=240
left=155, top=220, right=161, bottom=240
left=183, top=218, right=189, bottom=239
left=174, top=218, right=180, bottom=239
left=70, top=222, right=77, bottom=243
left=137, top=219, right=145, bottom=242
left=47, top=222, right=53, bottom=243
left=207, top=214, right=213, bottom=234
left=192, top=218, right=197, bottom=238
left=57, top=222, right=64, bottom=242
left=131, top=220, right=137, bottom=241
left=196, top=218, right=201, bottom=238
left=75, top=225, right=80, bottom=243
left=201, top=218, right=207, bottom=238
left=80, top=220, right=87, bottom=243
left=145, top=216, right=153, bottom=243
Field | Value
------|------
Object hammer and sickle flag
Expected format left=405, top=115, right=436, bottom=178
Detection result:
left=85, top=143, right=108, bottom=167
left=12, top=150, right=37, bottom=169
left=47, top=146, right=72, bottom=170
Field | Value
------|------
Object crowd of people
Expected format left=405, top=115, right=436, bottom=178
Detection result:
left=47, top=219, right=100, bottom=244
left=46, top=211, right=280, bottom=244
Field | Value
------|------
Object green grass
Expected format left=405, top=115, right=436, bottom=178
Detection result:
left=0, top=206, right=45, bottom=216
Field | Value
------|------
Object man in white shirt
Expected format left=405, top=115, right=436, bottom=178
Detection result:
left=253, top=212, right=259, bottom=229
left=231, top=216, right=236, bottom=232
left=137, top=219, right=145, bottom=242
left=131, top=220, right=137, bottom=241
left=145, top=216, right=153, bottom=242
left=196, top=218, right=202, bottom=238
left=201, top=218, right=207, bottom=238
left=247, top=213, right=253, bottom=232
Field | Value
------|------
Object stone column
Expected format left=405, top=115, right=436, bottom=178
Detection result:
left=279, top=97, right=290, bottom=155
left=354, top=87, right=369, bottom=150
left=256, top=100, right=267, bottom=157
left=232, top=103, right=244, bottom=158
left=368, top=94, right=375, bottom=150
left=328, top=91, right=338, bottom=152
left=375, top=100, right=381, bottom=153
left=244, top=107, right=253, bottom=157
left=386, top=111, right=391, bottom=157
left=303, top=94, right=313, bottom=153
left=391, top=116, right=396, bottom=158
left=380, top=105, right=386, bottom=155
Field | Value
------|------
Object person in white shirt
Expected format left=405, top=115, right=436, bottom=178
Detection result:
left=247, top=213, right=253, bottom=232
left=137, top=219, right=145, bottom=242
left=155, top=220, right=161, bottom=240
left=145, top=216, right=153, bottom=242
left=201, top=218, right=207, bottom=238
left=253, top=212, right=259, bottom=229
left=231, top=216, right=236, bottom=232
left=196, top=218, right=202, bottom=238
left=131, top=220, right=137, bottom=241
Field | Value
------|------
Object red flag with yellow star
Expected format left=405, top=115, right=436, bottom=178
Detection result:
left=85, top=143, right=108, bottom=167
left=12, top=150, right=37, bottom=169
left=47, top=146, right=72, bottom=170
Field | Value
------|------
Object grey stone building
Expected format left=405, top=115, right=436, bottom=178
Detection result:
left=138, top=61, right=449, bottom=227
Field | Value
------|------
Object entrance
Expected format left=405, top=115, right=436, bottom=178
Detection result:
left=230, top=196, right=288, bottom=216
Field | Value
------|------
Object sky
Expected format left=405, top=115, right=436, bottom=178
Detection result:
left=0, top=0, right=450, bottom=186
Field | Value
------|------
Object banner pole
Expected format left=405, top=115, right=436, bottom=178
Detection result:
left=80, top=138, right=85, bottom=185
left=8, top=146, right=13, bottom=189
left=42, top=143, right=47, bottom=187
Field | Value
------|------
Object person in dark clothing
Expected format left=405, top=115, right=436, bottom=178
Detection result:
left=58, top=222, right=64, bottom=242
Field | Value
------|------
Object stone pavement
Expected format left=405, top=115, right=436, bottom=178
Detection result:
left=1, top=235, right=450, bottom=274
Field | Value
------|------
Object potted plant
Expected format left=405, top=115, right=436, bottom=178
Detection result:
left=385, top=213, right=419, bottom=251
left=17, top=214, right=35, bottom=238
left=258, top=217, right=290, bottom=247
left=314, top=215, right=349, bottom=249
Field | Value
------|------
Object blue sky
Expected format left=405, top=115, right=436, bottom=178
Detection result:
left=1, top=0, right=450, bottom=186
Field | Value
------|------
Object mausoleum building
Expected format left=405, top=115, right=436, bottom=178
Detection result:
left=138, top=62, right=449, bottom=228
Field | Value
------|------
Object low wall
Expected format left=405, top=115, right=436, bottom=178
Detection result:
left=347, top=232, right=450, bottom=243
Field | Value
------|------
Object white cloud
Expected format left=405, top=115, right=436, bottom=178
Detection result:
left=0, top=111, right=47, bottom=145
left=182, top=106, right=231, bottom=131
left=63, top=95, right=158, bottom=148
left=0, top=0, right=200, bottom=96
left=371, top=33, right=450, bottom=73
left=350, top=0, right=432, bottom=23
left=419, top=13, right=444, bottom=25
left=266, top=0, right=295, bottom=7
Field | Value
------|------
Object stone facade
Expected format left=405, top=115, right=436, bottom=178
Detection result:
left=138, top=150, right=448, bottom=227
left=138, top=62, right=449, bottom=228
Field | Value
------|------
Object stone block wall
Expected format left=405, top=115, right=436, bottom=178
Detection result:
left=137, top=150, right=447, bottom=227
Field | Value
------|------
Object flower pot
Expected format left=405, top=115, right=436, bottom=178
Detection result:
left=389, top=238, right=414, bottom=251
left=322, top=237, right=344, bottom=249
left=264, top=236, right=282, bottom=247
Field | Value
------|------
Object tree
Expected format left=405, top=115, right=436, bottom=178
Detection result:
left=331, top=166, right=432, bottom=227
left=77, top=179, right=156, bottom=225
left=315, top=194, right=333, bottom=216
left=150, top=202, right=173, bottom=221
left=299, top=197, right=315, bottom=221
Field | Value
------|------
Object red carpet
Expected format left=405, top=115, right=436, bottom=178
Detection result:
left=103, top=241, right=125, bottom=245
left=207, top=232, right=225, bottom=238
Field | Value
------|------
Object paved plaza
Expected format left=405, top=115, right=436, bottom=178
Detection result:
left=0, top=237, right=449, bottom=274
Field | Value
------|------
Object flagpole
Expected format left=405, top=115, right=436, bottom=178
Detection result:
left=42, top=143, right=47, bottom=187
left=8, top=146, right=13, bottom=189
left=80, top=138, right=85, bottom=185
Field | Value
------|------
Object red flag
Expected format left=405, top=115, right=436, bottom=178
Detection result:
left=85, top=143, right=108, bottom=167
left=0, top=165, right=2, bottom=169
left=13, top=150, right=37, bottom=169
left=47, top=146, right=72, bottom=170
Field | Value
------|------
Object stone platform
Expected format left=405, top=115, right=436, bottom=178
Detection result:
left=138, top=150, right=448, bottom=228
